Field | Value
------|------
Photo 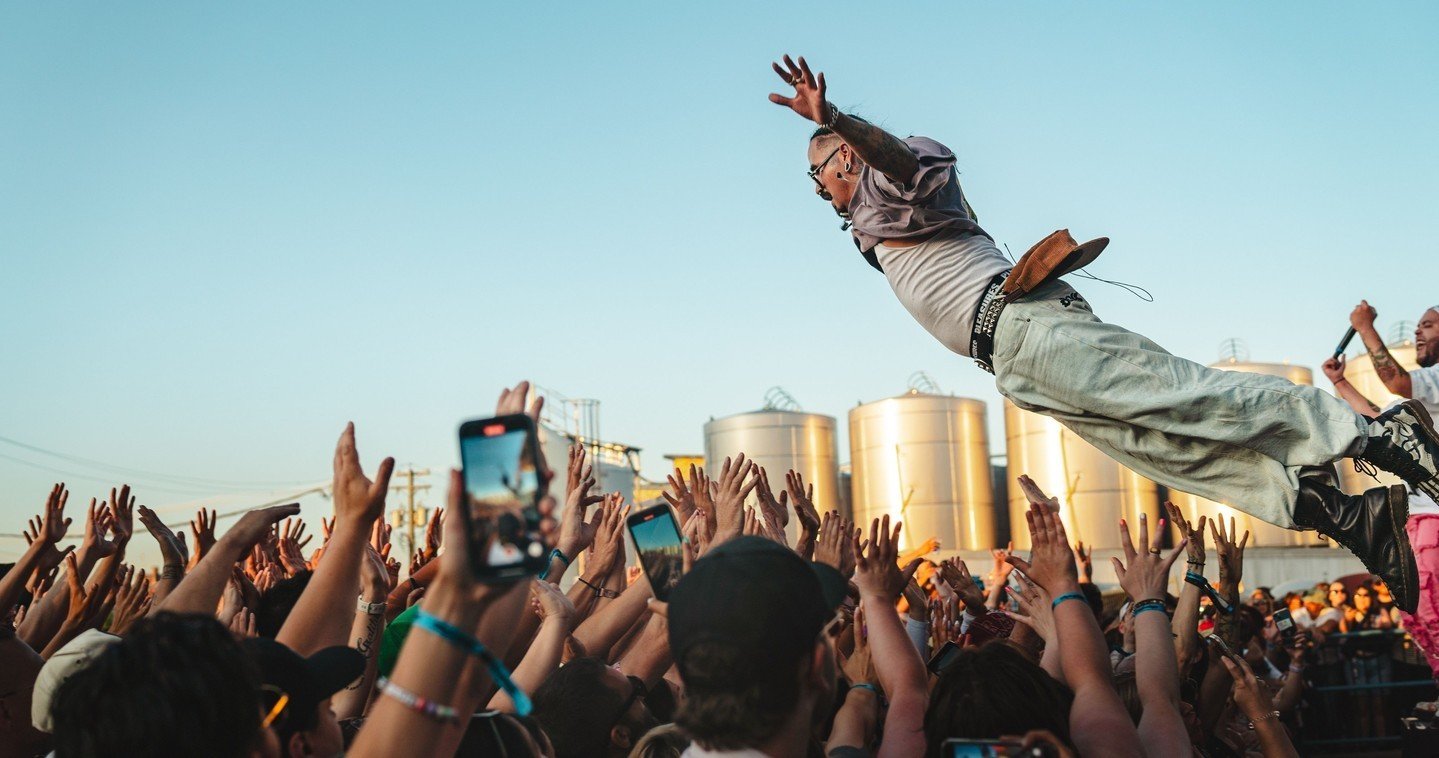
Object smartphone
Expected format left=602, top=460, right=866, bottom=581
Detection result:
left=1205, top=633, right=1242, bottom=664
left=1273, top=608, right=1295, bottom=643
left=626, top=505, right=684, bottom=601
left=458, top=414, right=548, bottom=582
left=941, top=739, right=1040, bottom=757
left=927, top=640, right=962, bottom=675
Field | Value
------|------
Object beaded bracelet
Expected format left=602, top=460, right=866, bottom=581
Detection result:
left=538, top=548, right=570, bottom=580
left=377, top=676, right=460, bottom=724
left=1052, top=592, right=1086, bottom=609
left=414, top=610, right=534, bottom=716
left=1251, top=710, right=1281, bottom=724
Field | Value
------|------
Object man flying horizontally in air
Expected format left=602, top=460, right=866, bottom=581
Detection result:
left=765, top=54, right=1439, bottom=612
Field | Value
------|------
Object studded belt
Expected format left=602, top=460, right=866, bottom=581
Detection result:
left=971, top=270, right=1012, bottom=374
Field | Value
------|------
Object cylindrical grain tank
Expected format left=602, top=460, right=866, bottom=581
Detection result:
left=704, top=410, right=841, bottom=544
left=1004, top=401, right=1160, bottom=550
left=1339, top=341, right=1419, bottom=495
left=848, top=391, right=996, bottom=552
left=1168, top=360, right=1319, bottom=547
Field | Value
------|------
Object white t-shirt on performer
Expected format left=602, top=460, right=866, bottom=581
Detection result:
left=1382, top=369, right=1439, bottom=516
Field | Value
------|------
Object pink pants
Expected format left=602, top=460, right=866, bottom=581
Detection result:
left=1401, top=514, right=1439, bottom=679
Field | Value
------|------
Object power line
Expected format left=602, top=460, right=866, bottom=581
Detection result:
left=0, top=450, right=233, bottom=496
left=0, top=437, right=315, bottom=489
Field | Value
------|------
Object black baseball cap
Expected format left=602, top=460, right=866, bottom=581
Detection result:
left=243, top=638, right=365, bottom=724
left=668, top=536, right=848, bottom=688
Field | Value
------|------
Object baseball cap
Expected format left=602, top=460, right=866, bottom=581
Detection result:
left=32, top=629, right=121, bottom=732
left=243, top=638, right=364, bottom=728
left=668, top=536, right=848, bottom=688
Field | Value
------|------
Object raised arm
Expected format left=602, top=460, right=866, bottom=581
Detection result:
left=277, top=423, right=394, bottom=655
left=1165, top=502, right=1207, bottom=673
left=768, top=55, right=919, bottom=184
left=1, top=484, right=72, bottom=622
left=1113, top=515, right=1192, bottom=756
left=1323, top=355, right=1382, bottom=417
left=852, top=515, right=928, bottom=758
left=160, top=503, right=300, bottom=614
left=1008, top=501, right=1144, bottom=757
left=1351, top=301, right=1412, bottom=397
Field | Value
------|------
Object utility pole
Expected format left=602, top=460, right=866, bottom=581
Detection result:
left=387, top=466, right=432, bottom=563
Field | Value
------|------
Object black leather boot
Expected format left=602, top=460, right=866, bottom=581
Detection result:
left=1292, top=465, right=1418, bottom=613
left=1359, top=399, right=1439, bottom=501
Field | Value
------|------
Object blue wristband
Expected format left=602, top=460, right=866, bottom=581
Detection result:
left=1132, top=599, right=1169, bottom=618
left=537, top=548, right=570, bottom=580
left=415, top=610, right=533, bottom=716
left=850, top=682, right=879, bottom=694
left=1052, top=592, right=1086, bottom=610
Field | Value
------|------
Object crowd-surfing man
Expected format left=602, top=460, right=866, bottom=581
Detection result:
left=766, top=53, right=1439, bottom=613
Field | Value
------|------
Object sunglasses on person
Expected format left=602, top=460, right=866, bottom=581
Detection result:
left=609, top=675, right=647, bottom=730
left=808, top=146, right=841, bottom=201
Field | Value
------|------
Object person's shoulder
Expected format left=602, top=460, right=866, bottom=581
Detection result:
left=902, top=135, right=954, bottom=157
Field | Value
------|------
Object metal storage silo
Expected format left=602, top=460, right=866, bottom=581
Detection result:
left=1339, top=341, right=1419, bottom=495
left=704, top=405, right=840, bottom=544
left=1167, top=360, right=1319, bottom=547
left=849, top=391, right=996, bottom=552
left=1004, top=401, right=1160, bottom=550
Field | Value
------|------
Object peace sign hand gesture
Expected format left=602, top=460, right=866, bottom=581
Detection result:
left=768, top=54, right=828, bottom=124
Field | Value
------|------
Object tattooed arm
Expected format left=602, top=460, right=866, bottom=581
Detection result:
left=1352, top=301, right=1413, bottom=397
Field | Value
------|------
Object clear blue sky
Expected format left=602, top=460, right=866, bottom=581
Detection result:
left=3, top=3, right=1437, bottom=560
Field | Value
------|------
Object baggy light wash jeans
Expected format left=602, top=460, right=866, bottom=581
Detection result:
left=991, top=280, right=1369, bottom=528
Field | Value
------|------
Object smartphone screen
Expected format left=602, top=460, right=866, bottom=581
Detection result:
left=626, top=505, right=683, bottom=601
left=942, top=739, right=1027, bottom=757
left=1273, top=608, right=1295, bottom=640
left=927, top=640, right=962, bottom=675
left=459, top=414, right=545, bottom=581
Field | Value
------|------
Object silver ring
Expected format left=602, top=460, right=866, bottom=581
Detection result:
left=790, top=77, right=801, bottom=86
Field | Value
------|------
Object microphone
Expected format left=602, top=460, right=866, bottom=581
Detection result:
left=840, top=221, right=852, bottom=231
left=1334, top=327, right=1357, bottom=359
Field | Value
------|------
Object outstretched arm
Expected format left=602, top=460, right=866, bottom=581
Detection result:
left=768, top=55, right=919, bottom=184
left=1323, top=356, right=1381, bottom=417
left=1352, top=301, right=1412, bottom=397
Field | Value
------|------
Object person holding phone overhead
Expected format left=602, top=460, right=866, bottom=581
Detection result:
left=1323, top=302, right=1439, bottom=709
left=766, top=53, right=1439, bottom=612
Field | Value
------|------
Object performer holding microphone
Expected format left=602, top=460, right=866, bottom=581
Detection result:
left=1325, top=303, right=1439, bottom=691
left=766, top=53, right=1439, bottom=611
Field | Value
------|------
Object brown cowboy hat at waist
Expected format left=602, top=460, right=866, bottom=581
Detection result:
left=1002, top=229, right=1108, bottom=301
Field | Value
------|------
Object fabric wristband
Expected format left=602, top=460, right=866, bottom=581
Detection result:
left=538, top=548, right=570, bottom=580
left=1052, top=592, right=1086, bottom=610
left=357, top=597, right=388, bottom=615
left=850, top=683, right=879, bottom=695
left=414, top=609, right=533, bottom=716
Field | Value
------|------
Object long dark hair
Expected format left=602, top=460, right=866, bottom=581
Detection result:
left=924, top=641, right=1074, bottom=757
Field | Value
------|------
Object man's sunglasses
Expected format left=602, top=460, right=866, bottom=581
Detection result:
left=808, top=146, right=842, bottom=200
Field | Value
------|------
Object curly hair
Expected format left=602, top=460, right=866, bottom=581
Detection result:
left=50, top=613, right=263, bottom=758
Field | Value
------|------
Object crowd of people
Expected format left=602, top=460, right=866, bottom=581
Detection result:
left=3, top=381, right=1436, bottom=758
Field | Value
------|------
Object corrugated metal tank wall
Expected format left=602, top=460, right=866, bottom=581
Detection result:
left=849, top=392, right=996, bottom=551
left=703, top=411, right=840, bottom=544
left=1004, top=401, right=1160, bottom=550
left=1168, top=361, right=1320, bottom=547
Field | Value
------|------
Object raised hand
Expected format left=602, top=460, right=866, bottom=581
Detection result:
left=1017, top=475, right=1061, bottom=513
left=843, top=605, right=878, bottom=686
left=1006, top=502, right=1080, bottom=596
left=138, top=505, right=187, bottom=569
left=60, top=553, right=110, bottom=631
left=1112, top=514, right=1186, bottom=602
left=901, top=574, right=931, bottom=622
left=1322, top=355, right=1348, bottom=385
left=82, top=499, right=118, bottom=560
left=423, top=507, right=445, bottom=556
left=689, top=465, right=717, bottom=536
left=1209, top=515, right=1249, bottom=587
left=495, top=380, right=552, bottom=491
left=837, top=519, right=859, bottom=577
left=331, top=422, right=396, bottom=529
left=989, top=541, right=1016, bottom=586
left=1004, top=572, right=1057, bottom=644
left=108, top=485, right=136, bottom=546
left=930, top=598, right=958, bottom=648
left=753, top=467, right=789, bottom=529
left=681, top=510, right=712, bottom=557
left=814, top=511, right=846, bottom=571
left=108, top=566, right=151, bottom=635
left=189, top=508, right=217, bottom=567
left=558, top=448, right=605, bottom=559
left=768, top=54, right=828, bottom=124
left=938, top=558, right=987, bottom=615
left=531, top=579, right=578, bottom=627
left=1075, top=541, right=1093, bottom=583
left=23, top=484, right=74, bottom=578
left=712, top=454, right=760, bottom=544
left=1350, top=300, right=1377, bottom=332
left=1165, top=501, right=1208, bottom=570
left=277, top=518, right=312, bottom=576
left=1220, top=654, right=1279, bottom=722
left=222, top=503, right=303, bottom=555
left=852, top=514, right=912, bottom=602
left=585, top=495, right=628, bottom=578
left=785, top=470, right=821, bottom=536
left=662, top=464, right=697, bottom=526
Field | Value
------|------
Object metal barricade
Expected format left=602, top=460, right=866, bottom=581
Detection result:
left=1298, top=629, right=1436, bottom=753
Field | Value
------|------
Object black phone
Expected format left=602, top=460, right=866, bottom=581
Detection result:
left=1273, top=608, right=1296, bottom=643
left=927, top=640, right=962, bottom=675
left=626, top=505, right=684, bottom=601
left=457, top=414, right=548, bottom=582
left=1205, top=633, right=1242, bottom=664
left=941, top=739, right=1041, bottom=757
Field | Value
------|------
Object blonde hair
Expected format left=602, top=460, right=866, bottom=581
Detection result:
left=628, top=723, right=689, bottom=758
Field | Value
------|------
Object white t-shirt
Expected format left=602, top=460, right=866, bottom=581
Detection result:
left=1411, top=364, right=1439, bottom=417
left=1293, top=606, right=1342, bottom=631
left=875, top=232, right=1013, bottom=357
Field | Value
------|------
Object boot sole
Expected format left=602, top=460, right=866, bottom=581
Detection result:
left=1385, top=484, right=1421, bottom=614
left=1388, top=400, right=1439, bottom=501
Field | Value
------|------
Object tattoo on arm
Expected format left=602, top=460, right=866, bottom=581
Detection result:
left=831, top=114, right=919, bottom=185
left=1370, top=345, right=1408, bottom=383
